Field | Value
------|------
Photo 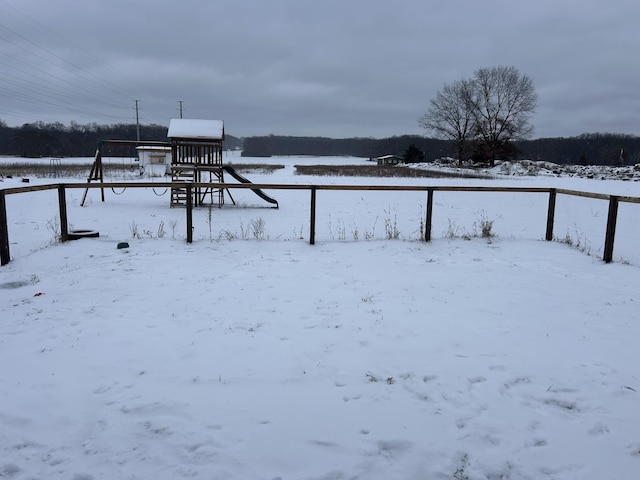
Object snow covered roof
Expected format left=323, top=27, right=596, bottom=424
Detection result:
left=167, top=119, right=224, bottom=141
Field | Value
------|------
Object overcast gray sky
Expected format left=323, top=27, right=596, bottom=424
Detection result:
left=1, top=0, right=639, bottom=139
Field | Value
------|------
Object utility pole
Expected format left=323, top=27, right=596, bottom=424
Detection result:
left=135, top=100, right=140, bottom=141
left=178, top=100, right=184, bottom=119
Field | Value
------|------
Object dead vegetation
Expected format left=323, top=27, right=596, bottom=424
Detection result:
left=226, top=163, right=285, bottom=174
left=0, top=162, right=134, bottom=178
left=294, top=164, right=490, bottom=178
left=0, top=161, right=285, bottom=179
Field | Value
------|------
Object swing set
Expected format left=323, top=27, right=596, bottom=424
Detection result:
left=81, top=139, right=170, bottom=206
left=80, top=119, right=278, bottom=208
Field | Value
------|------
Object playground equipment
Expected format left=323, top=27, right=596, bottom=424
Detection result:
left=168, top=118, right=226, bottom=206
left=137, top=145, right=172, bottom=177
left=81, top=118, right=278, bottom=208
left=222, top=165, right=279, bottom=207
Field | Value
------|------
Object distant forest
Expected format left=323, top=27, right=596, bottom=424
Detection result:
left=243, top=133, right=640, bottom=166
left=0, top=120, right=638, bottom=166
left=0, top=121, right=242, bottom=158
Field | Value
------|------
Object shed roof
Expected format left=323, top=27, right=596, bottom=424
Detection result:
left=167, top=119, right=224, bottom=141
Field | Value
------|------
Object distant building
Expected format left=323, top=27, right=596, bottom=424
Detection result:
left=375, top=155, right=404, bottom=166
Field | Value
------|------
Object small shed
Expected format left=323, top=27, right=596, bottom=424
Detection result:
left=375, top=155, right=404, bottom=166
left=136, top=145, right=172, bottom=176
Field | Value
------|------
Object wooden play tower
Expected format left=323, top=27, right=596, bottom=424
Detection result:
left=79, top=118, right=277, bottom=209
left=168, top=119, right=231, bottom=207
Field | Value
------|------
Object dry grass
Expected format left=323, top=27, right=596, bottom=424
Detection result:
left=0, top=161, right=285, bottom=179
left=0, top=162, right=133, bottom=178
left=1, top=160, right=488, bottom=180
left=294, top=164, right=490, bottom=178
left=226, top=163, right=285, bottom=173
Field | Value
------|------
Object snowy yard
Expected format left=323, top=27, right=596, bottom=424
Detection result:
left=1, top=155, right=639, bottom=479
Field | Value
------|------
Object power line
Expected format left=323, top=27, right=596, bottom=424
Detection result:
left=0, top=0, right=175, bottom=126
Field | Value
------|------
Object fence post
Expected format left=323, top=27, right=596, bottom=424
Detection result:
left=309, top=186, right=317, bottom=245
left=425, top=188, right=434, bottom=242
left=603, top=195, right=619, bottom=263
left=0, top=191, right=10, bottom=265
left=186, top=185, right=193, bottom=243
left=58, top=185, right=69, bottom=242
left=545, top=189, right=556, bottom=241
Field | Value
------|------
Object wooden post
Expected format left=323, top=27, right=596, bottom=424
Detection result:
left=58, top=185, right=69, bottom=242
left=81, top=145, right=106, bottom=206
left=0, top=191, right=10, bottom=265
left=603, top=195, right=619, bottom=263
left=309, top=187, right=317, bottom=245
left=425, top=188, right=434, bottom=242
left=545, top=189, right=556, bottom=241
left=98, top=151, right=105, bottom=202
left=186, top=185, right=193, bottom=243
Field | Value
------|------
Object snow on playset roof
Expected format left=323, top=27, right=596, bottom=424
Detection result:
left=167, top=119, right=224, bottom=141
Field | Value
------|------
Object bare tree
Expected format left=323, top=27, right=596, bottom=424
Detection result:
left=471, top=66, right=538, bottom=165
left=420, top=66, right=537, bottom=166
left=418, top=79, right=475, bottom=165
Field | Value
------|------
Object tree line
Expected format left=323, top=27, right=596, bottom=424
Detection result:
left=516, top=133, right=638, bottom=166
left=0, top=121, right=242, bottom=158
left=242, top=133, right=639, bottom=166
left=0, top=120, right=637, bottom=166
left=241, top=135, right=451, bottom=160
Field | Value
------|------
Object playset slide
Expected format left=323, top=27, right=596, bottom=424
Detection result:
left=222, top=165, right=279, bottom=208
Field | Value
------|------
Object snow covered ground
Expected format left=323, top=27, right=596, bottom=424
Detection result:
left=1, top=155, right=639, bottom=479
left=413, top=158, right=640, bottom=182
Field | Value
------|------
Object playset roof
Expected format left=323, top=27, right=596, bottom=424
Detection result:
left=167, top=119, right=224, bottom=141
